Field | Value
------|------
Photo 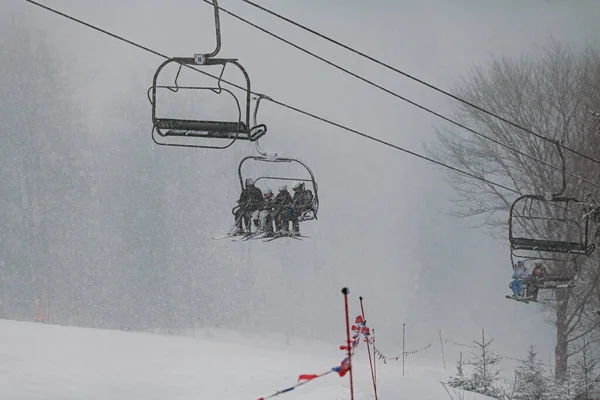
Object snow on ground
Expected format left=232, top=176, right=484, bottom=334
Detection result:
left=0, top=319, right=491, bottom=399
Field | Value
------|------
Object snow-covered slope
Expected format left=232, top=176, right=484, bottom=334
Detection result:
left=0, top=319, right=492, bottom=399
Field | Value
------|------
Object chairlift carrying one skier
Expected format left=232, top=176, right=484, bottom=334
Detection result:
left=148, top=0, right=266, bottom=149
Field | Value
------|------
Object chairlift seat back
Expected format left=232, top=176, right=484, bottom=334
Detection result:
left=511, top=237, right=593, bottom=255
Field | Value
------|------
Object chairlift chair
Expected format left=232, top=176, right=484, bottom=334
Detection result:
left=234, top=95, right=319, bottom=222
left=509, top=194, right=595, bottom=257
left=506, top=141, right=595, bottom=295
left=148, top=0, right=266, bottom=149
left=236, top=155, right=320, bottom=222
left=508, top=141, right=595, bottom=259
left=225, top=95, right=319, bottom=240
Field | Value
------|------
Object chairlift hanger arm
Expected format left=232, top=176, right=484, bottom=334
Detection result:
left=554, top=140, right=567, bottom=198
left=252, top=94, right=276, bottom=157
left=204, top=0, right=222, bottom=59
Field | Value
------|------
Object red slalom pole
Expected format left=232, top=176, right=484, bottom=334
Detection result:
left=342, top=287, right=355, bottom=400
left=359, top=296, right=378, bottom=400
left=372, top=328, right=377, bottom=390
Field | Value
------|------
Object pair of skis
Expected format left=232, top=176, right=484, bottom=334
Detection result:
left=212, top=212, right=310, bottom=242
left=505, top=294, right=536, bottom=304
left=212, top=232, right=310, bottom=242
left=233, top=231, right=270, bottom=242
left=263, top=232, right=310, bottom=242
left=212, top=214, right=246, bottom=241
left=212, top=230, right=309, bottom=242
left=212, top=233, right=246, bottom=240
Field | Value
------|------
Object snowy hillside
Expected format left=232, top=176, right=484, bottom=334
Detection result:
left=0, top=319, right=494, bottom=400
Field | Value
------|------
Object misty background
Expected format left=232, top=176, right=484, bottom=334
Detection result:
left=2, top=0, right=600, bottom=372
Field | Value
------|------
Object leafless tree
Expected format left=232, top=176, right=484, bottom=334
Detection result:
left=424, top=40, right=600, bottom=380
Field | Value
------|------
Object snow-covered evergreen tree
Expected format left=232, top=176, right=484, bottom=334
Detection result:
left=543, top=374, right=578, bottom=400
left=447, top=330, right=503, bottom=399
left=569, top=336, right=600, bottom=400
left=469, top=330, right=503, bottom=398
left=448, top=352, right=474, bottom=391
left=513, top=345, right=546, bottom=400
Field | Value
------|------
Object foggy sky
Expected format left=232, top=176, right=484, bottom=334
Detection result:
left=5, top=0, right=600, bottom=373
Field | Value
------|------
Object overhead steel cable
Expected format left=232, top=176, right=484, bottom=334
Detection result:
left=204, top=0, right=600, bottom=192
left=23, top=0, right=520, bottom=195
left=242, top=0, right=600, bottom=168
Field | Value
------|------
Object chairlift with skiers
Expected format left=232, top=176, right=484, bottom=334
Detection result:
left=506, top=258, right=579, bottom=304
left=213, top=96, right=319, bottom=242
left=506, top=141, right=596, bottom=303
left=148, top=0, right=266, bottom=149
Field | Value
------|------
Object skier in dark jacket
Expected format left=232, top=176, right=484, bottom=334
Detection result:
left=272, top=184, right=293, bottom=234
left=232, top=178, right=263, bottom=234
left=289, top=181, right=314, bottom=235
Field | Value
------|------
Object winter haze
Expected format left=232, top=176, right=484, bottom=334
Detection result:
left=2, top=0, right=600, bottom=370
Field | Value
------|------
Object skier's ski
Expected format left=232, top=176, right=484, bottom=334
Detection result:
left=263, top=236, right=286, bottom=242
left=505, top=295, right=533, bottom=304
left=213, top=235, right=237, bottom=240
left=213, top=232, right=246, bottom=240
left=213, top=215, right=245, bottom=240
left=232, top=232, right=260, bottom=242
left=245, top=232, right=271, bottom=241
left=263, top=234, right=304, bottom=242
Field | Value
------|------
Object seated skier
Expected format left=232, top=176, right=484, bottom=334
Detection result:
left=232, top=178, right=263, bottom=235
left=258, top=188, right=275, bottom=236
left=273, top=184, right=293, bottom=234
left=288, top=181, right=314, bottom=236
left=528, top=261, right=547, bottom=301
left=509, top=261, right=529, bottom=298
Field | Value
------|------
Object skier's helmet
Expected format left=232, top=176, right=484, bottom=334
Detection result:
left=278, top=184, right=287, bottom=192
left=292, top=181, right=303, bottom=191
left=245, top=178, right=254, bottom=186
left=265, top=188, right=273, bottom=196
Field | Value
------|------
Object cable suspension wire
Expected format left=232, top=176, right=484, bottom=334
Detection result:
left=242, top=0, right=600, bottom=168
left=23, top=0, right=519, bottom=195
left=205, top=0, right=600, bottom=192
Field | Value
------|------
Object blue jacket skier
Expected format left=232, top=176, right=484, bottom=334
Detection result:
left=509, top=261, right=529, bottom=297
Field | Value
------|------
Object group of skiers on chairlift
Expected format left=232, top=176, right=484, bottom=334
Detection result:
left=509, top=260, right=547, bottom=301
left=231, top=178, right=314, bottom=237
